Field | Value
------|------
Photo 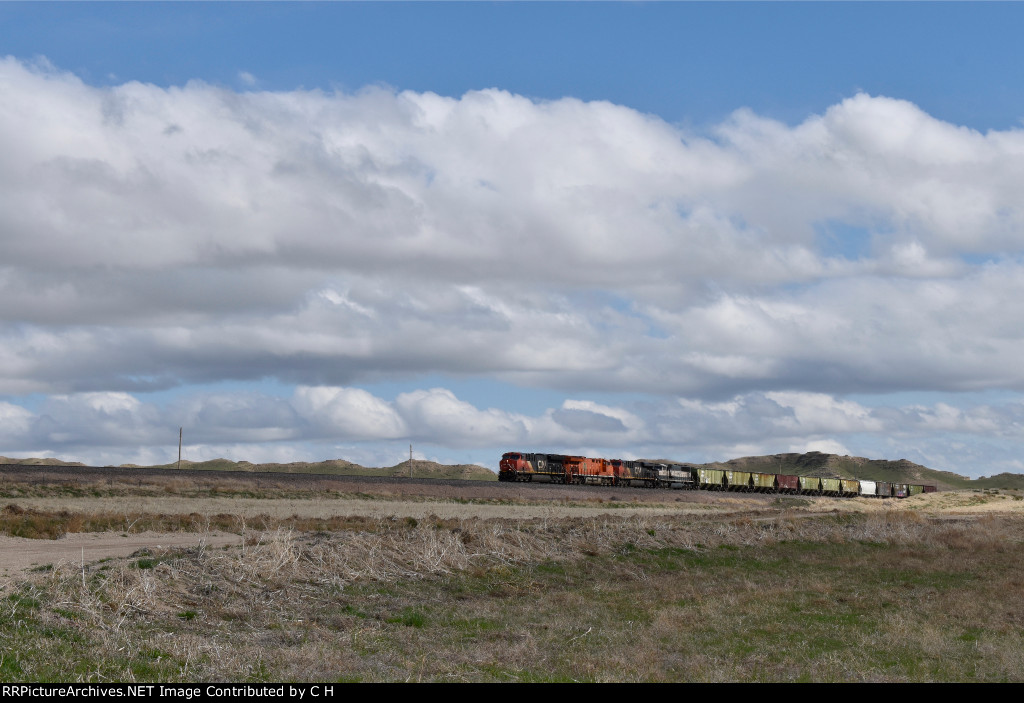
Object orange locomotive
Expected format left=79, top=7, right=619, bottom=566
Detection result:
left=499, top=452, right=692, bottom=488
left=498, top=452, right=569, bottom=483
left=500, top=453, right=618, bottom=485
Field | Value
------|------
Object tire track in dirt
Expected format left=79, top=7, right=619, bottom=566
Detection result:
left=0, top=531, right=242, bottom=587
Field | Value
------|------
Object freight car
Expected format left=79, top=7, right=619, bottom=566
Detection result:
left=498, top=452, right=934, bottom=497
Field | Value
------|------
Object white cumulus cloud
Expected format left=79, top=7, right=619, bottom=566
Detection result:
left=1, top=57, right=1024, bottom=475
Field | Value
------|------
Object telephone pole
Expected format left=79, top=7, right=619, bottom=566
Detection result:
left=177, top=427, right=182, bottom=470
left=409, top=444, right=413, bottom=478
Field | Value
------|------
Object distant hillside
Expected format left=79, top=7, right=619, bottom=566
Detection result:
left=150, top=458, right=365, bottom=475
left=0, top=456, right=86, bottom=466
left=154, top=458, right=497, bottom=481
left=703, top=451, right=1018, bottom=491
left=5, top=451, right=1021, bottom=489
left=383, top=460, right=498, bottom=481
left=0, top=455, right=496, bottom=481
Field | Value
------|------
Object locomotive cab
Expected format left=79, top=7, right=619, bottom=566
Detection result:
left=499, top=452, right=524, bottom=481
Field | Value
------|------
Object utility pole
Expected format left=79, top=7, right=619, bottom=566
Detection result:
left=409, top=444, right=413, bottom=478
left=178, top=427, right=182, bottom=470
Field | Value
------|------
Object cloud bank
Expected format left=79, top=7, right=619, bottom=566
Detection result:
left=1, top=57, right=1023, bottom=475
left=3, top=387, right=1024, bottom=478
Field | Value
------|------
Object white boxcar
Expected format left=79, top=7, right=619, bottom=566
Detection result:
left=859, top=480, right=877, bottom=496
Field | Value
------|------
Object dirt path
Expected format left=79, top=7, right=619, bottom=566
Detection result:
left=0, top=498, right=711, bottom=586
left=0, top=530, right=241, bottom=587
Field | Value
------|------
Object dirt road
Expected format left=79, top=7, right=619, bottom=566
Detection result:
left=0, top=531, right=241, bottom=587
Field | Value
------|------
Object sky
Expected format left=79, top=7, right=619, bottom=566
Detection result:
left=1, top=2, right=1024, bottom=477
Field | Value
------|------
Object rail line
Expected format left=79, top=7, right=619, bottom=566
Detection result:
left=499, top=452, right=936, bottom=498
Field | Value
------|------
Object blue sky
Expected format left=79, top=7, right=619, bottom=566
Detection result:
left=5, top=3, right=1024, bottom=130
left=1, top=2, right=1024, bottom=477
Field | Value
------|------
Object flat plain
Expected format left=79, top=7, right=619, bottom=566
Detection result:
left=1, top=467, right=1022, bottom=682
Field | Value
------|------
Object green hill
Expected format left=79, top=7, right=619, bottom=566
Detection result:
left=5, top=450, right=1020, bottom=488
left=0, top=456, right=86, bottom=466
left=155, top=458, right=497, bottom=481
left=704, top=451, right=1018, bottom=491
left=0, top=455, right=496, bottom=481
left=382, top=459, right=499, bottom=481
left=969, top=473, right=1024, bottom=490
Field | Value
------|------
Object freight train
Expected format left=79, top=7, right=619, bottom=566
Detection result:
left=499, top=452, right=936, bottom=498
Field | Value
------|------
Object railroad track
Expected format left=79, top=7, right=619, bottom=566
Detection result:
left=0, top=463, right=693, bottom=503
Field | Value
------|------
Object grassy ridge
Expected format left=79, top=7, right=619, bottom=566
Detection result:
left=1, top=456, right=498, bottom=481
left=151, top=458, right=497, bottom=481
left=0, top=457, right=86, bottom=467
left=706, top=451, right=1019, bottom=490
left=5, top=451, right=1024, bottom=489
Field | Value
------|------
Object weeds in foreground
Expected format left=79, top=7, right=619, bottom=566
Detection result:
left=1, top=512, right=1023, bottom=682
left=0, top=504, right=397, bottom=540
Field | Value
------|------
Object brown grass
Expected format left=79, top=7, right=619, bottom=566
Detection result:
left=2, top=511, right=1023, bottom=681
left=3, top=468, right=1024, bottom=682
left=0, top=503, right=391, bottom=540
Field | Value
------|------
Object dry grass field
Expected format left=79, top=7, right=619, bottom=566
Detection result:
left=1, top=469, right=1023, bottom=682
